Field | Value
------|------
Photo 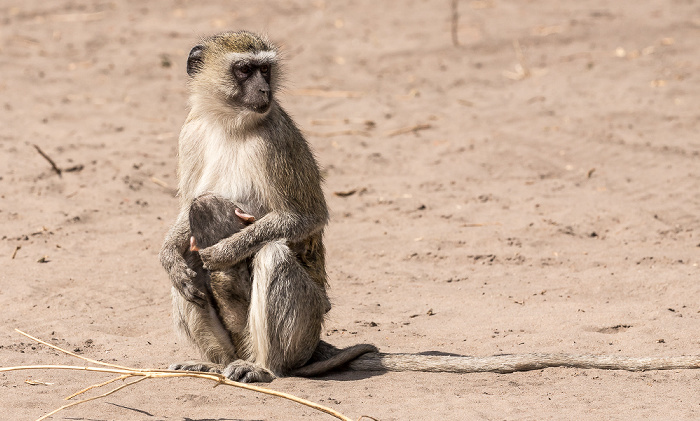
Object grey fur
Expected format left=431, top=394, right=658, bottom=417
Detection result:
left=348, top=353, right=700, bottom=373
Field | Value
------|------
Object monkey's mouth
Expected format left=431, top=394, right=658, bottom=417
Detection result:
left=225, top=96, right=271, bottom=114
left=249, top=102, right=271, bottom=114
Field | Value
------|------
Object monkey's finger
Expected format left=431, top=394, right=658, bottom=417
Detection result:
left=235, top=207, right=256, bottom=224
left=201, top=261, right=224, bottom=272
left=198, top=247, right=226, bottom=271
left=181, top=264, right=198, bottom=280
left=181, top=283, right=208, bottom=307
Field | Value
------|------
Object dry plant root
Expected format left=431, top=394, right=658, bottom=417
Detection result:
left=0, top=329, right=368, bottom=421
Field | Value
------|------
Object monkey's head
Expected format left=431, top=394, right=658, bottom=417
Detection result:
left=186, top=31, right=281, bottom=117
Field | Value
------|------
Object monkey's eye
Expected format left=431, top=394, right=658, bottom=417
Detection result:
left=238, top=65, right=252, bottom=75
left=260, top=64, right=270, bottom=74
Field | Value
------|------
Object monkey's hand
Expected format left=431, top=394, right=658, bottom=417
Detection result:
left=198, top=243, right=233, bottom=272
left=169, top=260, right=207, bottom=306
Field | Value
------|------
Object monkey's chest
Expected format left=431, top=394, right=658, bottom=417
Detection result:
left=194, top=141, right=268, bottom=218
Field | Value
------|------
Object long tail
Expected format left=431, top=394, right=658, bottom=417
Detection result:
left=292, top=342, right=378, bottom=377
left=347, top=353, right=700, bottom=373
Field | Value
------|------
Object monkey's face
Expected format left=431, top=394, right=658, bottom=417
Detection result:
left=186, top=32, right=280, bottom=117
left=229, top=60, right=273, bottom=114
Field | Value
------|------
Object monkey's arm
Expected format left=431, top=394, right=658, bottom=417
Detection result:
left=159, top=210, right=207, bottom=305
left=198, top=209, right=327, bottom=271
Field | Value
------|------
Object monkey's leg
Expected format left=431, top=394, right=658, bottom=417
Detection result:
left=170, top=289, right=238, bottom=372
left=222, top=240, right=328, bottom=383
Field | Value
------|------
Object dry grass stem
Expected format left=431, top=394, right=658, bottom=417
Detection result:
left=3, top=330, right=358, bottom=421
left=65, top=374, right=131, bottom=400
left=386, top=123, right=432, bottom=137
left=36, top=377, right=148, bottom=421
left=150, top=176, right=170, bottom=189
left=16, top=329, right=133, bottom=370
left=451, top=0, right=460, bottom=46
left=25, top=379, right=54, bottom=386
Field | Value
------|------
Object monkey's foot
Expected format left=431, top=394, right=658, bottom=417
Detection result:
left=222, top=360, right=275, bottom=383
left=169, top=361, right=223, bottom=373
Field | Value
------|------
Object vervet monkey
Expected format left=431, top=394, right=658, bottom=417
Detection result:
left=159, top=31, right=374, bottom=382
left=160, top=31, right=699, bottom=383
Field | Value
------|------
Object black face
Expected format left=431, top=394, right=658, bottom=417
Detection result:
left=231, top=62, right=272, bottom=114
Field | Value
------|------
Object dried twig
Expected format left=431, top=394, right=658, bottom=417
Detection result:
left=11, top=245, right=21, bottom=259
left=16, top=329, right=132, bottom=370
left=386, top=124, right=432, bottom=137
left=63, top=164, right=84, bottom=173
left=65, top=374, right=131, bottom=400
left=450, top=0, right=460, bottom=47
left=333, top=189, right=358, bottom=197
left=150, top=177, right=177, bottom=197
left=36, top=377, right=148, bottom=421
left=2, top=329, right=357, bottom=421
left=33, top=144, right=62, bottom=177
left=150, top=176, right=170, bottom=189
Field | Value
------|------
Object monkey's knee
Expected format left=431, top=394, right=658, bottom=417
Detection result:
left=253, top=241, right=329, bottom=316
left=250, top=241, right=328, bottom=374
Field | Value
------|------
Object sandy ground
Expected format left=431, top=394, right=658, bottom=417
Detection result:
left=1, top=0, right=699, bottom=420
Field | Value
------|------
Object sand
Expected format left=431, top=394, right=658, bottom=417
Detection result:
left=1, top=0, right=699, bottom=419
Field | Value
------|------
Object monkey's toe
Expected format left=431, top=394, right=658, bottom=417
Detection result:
left=169, top=361, right=222, bottom=373
left=222, top=360, right=275, bottom=383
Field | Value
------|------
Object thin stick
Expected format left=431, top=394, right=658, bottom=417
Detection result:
left=11, top=245, right=21, bottom=259
left=36, top=377, right=148, bottom=421
left=451, top=0, right=460, bottom=47
left=0, top=365, right=138, bottom=375
left=8, top=330, right=359, bottom=420
left=65, top=374, right=132, bottom=400
left=15, top=329, right=133, bottom=371
left=150, top=176, right=170, bottom=189
left=1, top=365, right=354, bottom=421
left=33, top=144, right=62, bottom=177
left=386, top=123, right=432, bottom=137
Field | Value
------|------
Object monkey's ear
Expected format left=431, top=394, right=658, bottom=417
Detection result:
left=187, top=45, right=205, bottom=77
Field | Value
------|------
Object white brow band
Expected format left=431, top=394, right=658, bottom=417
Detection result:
left=226, top=50, right=277, bottom=64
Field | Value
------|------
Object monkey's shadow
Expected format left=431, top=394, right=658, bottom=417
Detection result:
left=309, top=351, right=467, bottom=381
